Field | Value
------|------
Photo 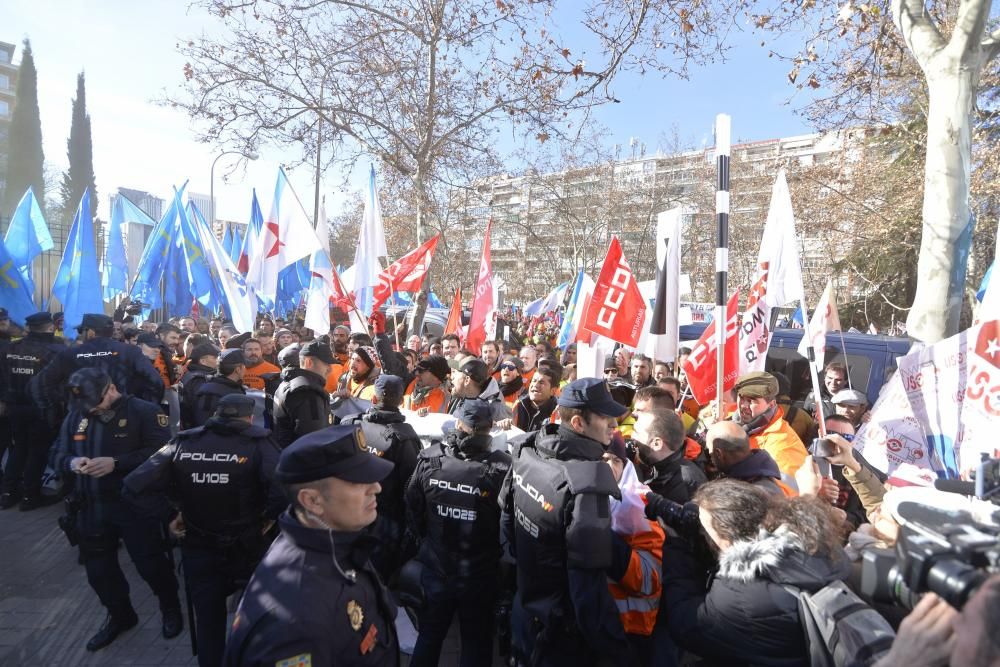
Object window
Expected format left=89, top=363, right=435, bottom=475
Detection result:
left=0, top=100, right=9, bottom=117
left=0, top=73, right=8, bottom=90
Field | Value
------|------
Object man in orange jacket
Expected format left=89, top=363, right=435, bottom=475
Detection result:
left=732, top=372, right=808, bottom=480
left=404, top=355, right=451, bottom=413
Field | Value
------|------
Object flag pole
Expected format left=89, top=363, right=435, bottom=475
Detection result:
left=797, top=289, right=828, bottom=439
left=388, top=274, right=401, bottom=349
left=837, top=328, right=853, bottom=390
left=714, top=114, right=731, bottom=416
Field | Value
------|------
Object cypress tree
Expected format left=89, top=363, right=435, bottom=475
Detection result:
left=60, top=71, right=96, bottom=223
left=3, top=39, right=45, bottom=218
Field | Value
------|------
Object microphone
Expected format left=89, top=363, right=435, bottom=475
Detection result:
left=933, top=478, right=976, bottom=496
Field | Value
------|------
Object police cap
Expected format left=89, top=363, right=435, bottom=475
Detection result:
left=734, top=371, right=779, bottom=400
left=218, top=348, right=246, bottom=373
left=25, top=312, right=53, bottom=327
left=67, top=368, right=112, bottom=413
left=136, top=332, right=164, bottom=348
left=299, top=339, right=336, bottom=365
left=277, top=343, right=301, bottom=368
left=276, top=425, right=394, bottom=485
left=557, top=377, right=628, bottom=418
left=77, top=313, right=114, bottom=332
left=373, top=374, right=405, bottom=406
left=454, top=398, right=493, bottom=431
left=458, top=358, right=489, bottom=386
left=190, top=343, right=220, bottom=364
left=215, top=394, right=256, bottom=419
left=415, top=355, right=450, bottom=382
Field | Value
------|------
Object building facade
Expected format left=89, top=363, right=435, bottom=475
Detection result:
left=0, top=41, right=18, bottom=201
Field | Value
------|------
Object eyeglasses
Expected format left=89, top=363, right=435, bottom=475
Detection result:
left=500, top=363, right=518, bottom=371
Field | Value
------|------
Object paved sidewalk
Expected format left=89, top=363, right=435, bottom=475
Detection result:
left=0, top=503, right=499, bottom=666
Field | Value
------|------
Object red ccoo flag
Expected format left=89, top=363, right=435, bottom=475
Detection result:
left=582, top=236, right=647, bottom=348
left=445, top=286, right=463, bottom=339
left=682, top=290, right=741, bottom=405
left=370, top=234, right=440, bottom=314
left=465, top=219, right=494, bottom=354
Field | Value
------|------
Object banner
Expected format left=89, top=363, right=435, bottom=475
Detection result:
left=466, top=219, right=494, bottom=354
left=857, top=318, right=1000, bottom=478
left=681, top=291, right=740, bottom=405
left=797, top=278, right=841, bottom=367
left=370, top=234, right=440, bottom=314
left=738, top=262, right=771, bottom=374
left=582, top=236, right=647, bottom=348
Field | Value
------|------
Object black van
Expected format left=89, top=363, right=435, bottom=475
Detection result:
left=679, top=325, right=912, bottom=404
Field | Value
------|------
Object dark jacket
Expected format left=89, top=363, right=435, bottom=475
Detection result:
left=32, top=336, right=165, bottom=408
left=223, top=511, right=400, bottom=667
left=721, top=449, right=787, bottom=497
left=191, top=375, right=246, bottom=428
left=272, top=368, right=331, bottom=448
left=179, top=362, right=216, bottom=429
left=1, top=331, right=64, bottom=419
left=513, top=395, right=558, bottom=432
left=663, top=527, right=851, bottom=667
left=643, top=446, right=707, bottom=504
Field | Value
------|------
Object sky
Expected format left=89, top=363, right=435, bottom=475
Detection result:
left=1, top=1, right=816, bottom=225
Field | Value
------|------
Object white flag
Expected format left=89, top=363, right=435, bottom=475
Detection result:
left=798, top=279, right=842, bottom=367
left=353, top=166, right=388, bottom=313
left=757, top=169, right=804, bottom=309
left=247, top=167, right=323, bottom=302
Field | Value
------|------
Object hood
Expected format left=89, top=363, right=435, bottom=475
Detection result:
left=724, top=448, right=781, bottom=481
left=479, top=377, right=503, bottom=401
left=718, top=525, right=850, bottom=591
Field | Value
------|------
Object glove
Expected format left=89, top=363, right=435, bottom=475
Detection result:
left=369, top=311, right=386, bottom=335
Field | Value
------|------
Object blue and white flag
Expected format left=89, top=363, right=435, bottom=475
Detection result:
left=3, top=188, right=53, bottom=295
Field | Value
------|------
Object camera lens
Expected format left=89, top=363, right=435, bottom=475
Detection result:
left=925, top=559, right=988, bottom=611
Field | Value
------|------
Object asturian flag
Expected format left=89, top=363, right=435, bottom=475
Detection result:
left=247, top=168, right=324, bottom=303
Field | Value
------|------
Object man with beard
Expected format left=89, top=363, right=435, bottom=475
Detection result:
left=157, top=323, right=183, bottom=356
left=338, top=345, right=380, bottom=401
left=441, top=334, right=461, bottom=360
left=629, top=354, right=655, bottom=388
left=496, top=355, right=525, bottom=409
left=482, top=340, right=502, bottom=378
left=404, top=355, right=451, bottom=414
left=241, top=338, right=280, bottom=392
left=732, top=372, right=808, bottom=480
left=508, top=365, right=560, bottom=432
left=331, top=325, right=351, bottom=365
left=630, top=409, right=706, bottom=504
left=273, top=341, right=334, bottom=448
left=342, top=375, right=419, bottom=580
left=255, top=330, right=278, bottom=366
left=208, top=318, right=223, bottom=342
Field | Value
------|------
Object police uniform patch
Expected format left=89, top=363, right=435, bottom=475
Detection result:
left=77, top=418, right=89, bottom=433
left=118, top=419, right=127, bottom=428
left=347, top=599, right=363, bottom=631
left=157, top=414, right=168, bottom=427
left=355, top=429, right=367, bottom=452
left=274, top=654, right=311, bottom=667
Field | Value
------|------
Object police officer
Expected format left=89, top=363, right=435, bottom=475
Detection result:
left=272, top=340, right=333, bottom=448
left=179, top=343, right=221, bottom=429
left=499, top=377, right=632, bottom=666
left=405, top=399, right=511, bottom=666
left=342, top=374, right=420, bottom=580
left=123, top=394, right=285, bottom=667
left=0, top=312, right=65, bottom=510
left=191, top=349, right=247, bottom=427
left=32, top=313, right=165, bottom=410
left=49, top=368, right=183, bottom=652
left=223, top=425, right=400, bottom=666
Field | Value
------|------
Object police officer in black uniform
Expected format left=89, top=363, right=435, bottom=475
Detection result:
left=405, top=399, right=511, bottom=666
left=0, top=312, right=65, bottom=510
left=223, top=425, right=400, bottom=666
left=342, top=374, right=420, bottom=581
left=190, top=348, right=247, bottom=428
left=178, top=343, right=221, bottom=429
left=49, top=368, right=183, bottom=652
left=499, top=377, right=632, bottom=666
left=123, top=394, right=285, bottom=667
left=32, top=313, right=165, bottom=409
left=272, top=340, right=333, bottom=448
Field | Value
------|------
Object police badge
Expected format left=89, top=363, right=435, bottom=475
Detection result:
left=347, top=600, right=363, bottom=631
left=157, top=414, right=168, bottom=427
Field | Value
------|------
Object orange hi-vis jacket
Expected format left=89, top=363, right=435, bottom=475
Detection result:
left=324, top=363, right=346, bottom=393
left=403, top=379, right=450, bottom=413
left=609, top=519, right=665, bottom=636
left=748, top=407, right=809, bottom=478
left=242, top=360, right=280, bottom=391
left=153, top=354, right=176, bottom=388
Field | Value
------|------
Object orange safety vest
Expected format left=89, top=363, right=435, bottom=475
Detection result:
left=609, top=519, right=664, bottom=636
left=243, top=360, right=280, bottom=391
left=324, top=363, right=346, bottom=393
left=403, top=379, right=449, bottom=413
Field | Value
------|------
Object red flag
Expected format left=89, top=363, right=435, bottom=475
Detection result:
left=330, top=263, right=356, bottom=313
left=370, top=234, right=441, bottom=314
left=682, top=291, right=741, bottom=405
left=445, top=286, right=463, bottom=338
left=466, top=219, right=494, bottom=354
left=582, top=237, right=647, bottom=347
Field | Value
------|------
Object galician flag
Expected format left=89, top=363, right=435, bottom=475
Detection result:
left=798, top=279, right=842, bottom=368
left=353, top=165, right=388, bottom=314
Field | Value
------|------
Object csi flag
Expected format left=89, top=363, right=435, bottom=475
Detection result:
left=582, top=236, right=646, bottom=348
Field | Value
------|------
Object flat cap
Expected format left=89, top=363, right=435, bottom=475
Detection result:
left=734, top=371, right=779, bottom=400
left=215, top=394, right=256, bottom=419
left=557, top=378, right=628, bottom=418
left=300, top=339, right=336, bottom=365
left=832, top=388, right=868, bottom=406
left=276, top=425, right=394, bottom=485
left=228, top=332, right=252, bottom=349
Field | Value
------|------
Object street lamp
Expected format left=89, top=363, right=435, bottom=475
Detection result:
left=210, top=150, right=259, bottom=229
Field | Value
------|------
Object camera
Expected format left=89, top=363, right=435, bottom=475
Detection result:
left=860, top=501, right=999, bottom=610
left=644, top=492, right=701, bottom=537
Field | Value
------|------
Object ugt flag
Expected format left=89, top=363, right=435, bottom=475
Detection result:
left=582, top=236, right=646, bottom=348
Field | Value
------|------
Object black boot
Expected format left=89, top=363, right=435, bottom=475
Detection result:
left=86, top=608, right=139, bottom=651
left=161, top=605, right=183, bottom=639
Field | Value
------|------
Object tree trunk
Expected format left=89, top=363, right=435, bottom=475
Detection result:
left=905, top=59, right=977, bottom=342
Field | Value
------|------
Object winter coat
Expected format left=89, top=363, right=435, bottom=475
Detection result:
left=720, top=449, right=789, bottom=498
left=662, top=526, right=851, bottom=667
left=747, top=408, right=809, bottom=479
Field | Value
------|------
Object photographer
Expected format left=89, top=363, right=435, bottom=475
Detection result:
left=660, top=479, right=851, bottom=666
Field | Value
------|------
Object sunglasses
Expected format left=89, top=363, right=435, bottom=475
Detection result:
left=500, top=363, right=518, bottom=371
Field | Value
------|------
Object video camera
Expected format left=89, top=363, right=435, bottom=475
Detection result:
left=860, top=460, right=1000, bottom=612
left=644, top=492, right=701, bottom=537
